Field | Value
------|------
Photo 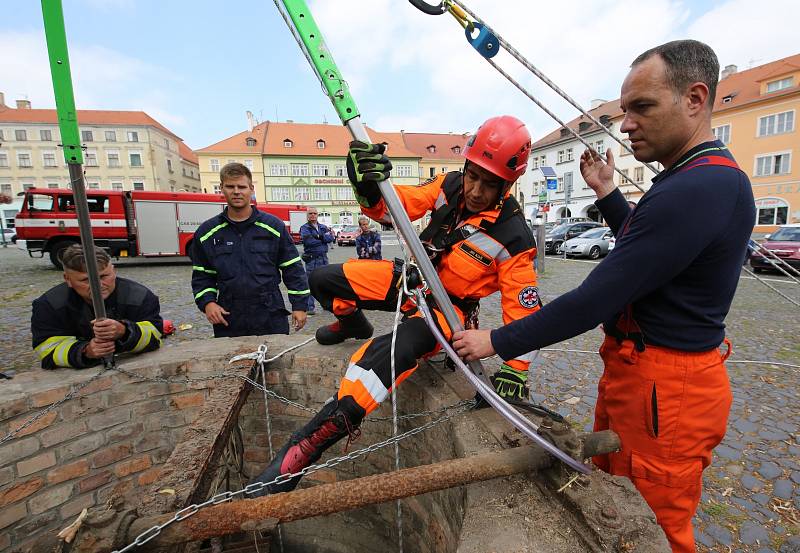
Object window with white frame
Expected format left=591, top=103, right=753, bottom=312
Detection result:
left=210, top=159, right=220, bottom=172
left=712, top=124, right=731, bottom=144
left=0, top=130, right=4, bottom=141
left=87, top=182, right=100, bottom=189
left=112, top=182, right=123, bottom=191
left=594, top=140, right=605, bottom=155
left=618, top=168, right=630, bottom=184
left=294, top=187, right=310, bottom=201
left=317, top=139, right=326, bottom=149
left=127, top=131, right=139, bottom=142
left=566, top=148, right=574, bottom=162
left=17, top=152, right=32, bottom=168
left=539, top=155, right=546, bottom=167
left=557, top=149, right=567, bottom=163
left=81, top=130, right=93, bottom=142
left=22, top=183, right=34, bottom=191
left=531, top=156, right=540, bottom=170
left=40, top=129, right=53, bottom=141
left=84, top=150, right=98, bottom=167
left=312, top=164, right=329, bottom=176
left=620, top=139, right=632, bottom=156
left=758, top=111, right=794, bottom=137
left=313, top=187, right=331, bottom=201
left=47, top=182, right=59, bottom=189
left=271, top=187, right=291, bottom=201
left=15, top=130, right=27, bottom=141
left=212, top=183, right=220, bottom=194
left=0, top=183, right=11, bottom=194
left=0, top=152, right=7, bottom=167
left=634, top=166, right=644, bottom=183
left=755, top=198, right=789, bottom=225
left=452, top=146, right=461, bottom=154
left=336, top=187, right=355, bottom=200
left=246, top=137, right=256, bottom=147
left=755, top=153, right=791, bottom=176
left=557, top=176, right=564, bottom=192
left=107, top=151, right=121, bottom=168
left=291, top=164, right=309, bottom=176
left=394, top=164, right=412, bottom=177
left=129, top=152, right=143, bottom=167
left=283, top=139, right=293, bottom=148
left=335, top=165, right=345, bottom=177
left=105, top=130, right=116, bottom=142
left=270, top=164, right=289, bottom=176
left=244, top=159, right=253, bottom=170
left=42, top=151, right=57, bottom=167
left=766, top=77, right=793, bottom=93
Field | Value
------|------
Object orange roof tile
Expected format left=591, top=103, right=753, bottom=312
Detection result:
left=401, top=132, right=470, bottom=161
left=0, top=106, right=182, bottom=140
left=532, top=101, right=622, bottom=150
left=178, top=141, right=198, bottom=165
left=714, top=53, right=800, bottom=113
left=196, top=121, right=269, bottom=154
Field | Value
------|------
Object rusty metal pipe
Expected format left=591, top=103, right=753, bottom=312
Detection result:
left=128, top=430, right=619, bottom=547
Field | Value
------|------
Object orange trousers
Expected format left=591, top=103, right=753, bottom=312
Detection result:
left=592, top=336, right=732, bottom=553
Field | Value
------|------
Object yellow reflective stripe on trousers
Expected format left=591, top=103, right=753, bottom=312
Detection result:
left=192, top=265, right=217, bottom=274
left=131, top=321, right=163, bottom=353
left=194, top=287, right=218, bottom=300
left=279, top=256, right=301, bottom=268
left=199, top=222, right=228, bottom=243
left=254, top=221, right=281, bottom=237
left=34, top=335, right=75, bottom=360
left=53, top=337, right=79, bottom=367
left=287, top=289, right=310, bottom=295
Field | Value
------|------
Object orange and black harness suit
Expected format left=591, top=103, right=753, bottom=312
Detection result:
left=310, top=171, right=541, bottom=422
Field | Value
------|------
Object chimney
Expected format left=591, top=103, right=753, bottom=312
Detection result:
left=286, top=119, right=294, bottom=123
left=16, top=99, right=31, bottom=109
left=590, top=98, right=607, bottom=109
left=0, top=92, right=6, bottom=108
left=246, top=110, right=256, bottom=132
left=720, top=64, right=738, bottom=79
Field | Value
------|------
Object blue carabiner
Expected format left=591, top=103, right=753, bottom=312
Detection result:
left=465, top=22, right=499, bottom=59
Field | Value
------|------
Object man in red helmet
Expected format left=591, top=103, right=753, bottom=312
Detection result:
left=249, top=115, right=542, bottom=495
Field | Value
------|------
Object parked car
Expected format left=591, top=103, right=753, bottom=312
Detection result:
left=0, top=228, right=16, bottom=244
left=749, top=224, right=800, bottom=272
left=336, top=225, right=359, bottom=246
left=563, top=227, right=614, bottom=259
left=545, top=221, right=603, bottom=254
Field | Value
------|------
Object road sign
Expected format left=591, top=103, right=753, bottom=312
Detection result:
left=546, top=178, right=557, bottom=190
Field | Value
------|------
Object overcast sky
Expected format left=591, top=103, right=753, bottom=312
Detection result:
left=2, top=0, right=798, bottom=150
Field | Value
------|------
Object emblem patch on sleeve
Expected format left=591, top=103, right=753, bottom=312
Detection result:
left=518, top=286, right=540, bottom=309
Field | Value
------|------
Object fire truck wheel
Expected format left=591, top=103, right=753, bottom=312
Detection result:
left=49, top=240, right=79, bottom=270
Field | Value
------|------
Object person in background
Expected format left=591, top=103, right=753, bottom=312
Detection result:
left=299, top=208, right=334, bottom=315
left=453, top=40, right=755, bottom=552
left=32, top=244, right=162, bottom=369
left=355, top=216, right=382, bottom=260
left=192, top=162, right=308, bottom=336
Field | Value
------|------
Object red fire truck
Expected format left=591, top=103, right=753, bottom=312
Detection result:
left=15, top=188, right=308, bottom=268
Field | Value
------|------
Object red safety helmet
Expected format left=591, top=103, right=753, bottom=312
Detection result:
left=162, top=319, right=175, bottom=336
left=462, top=115, right=531, bottom=184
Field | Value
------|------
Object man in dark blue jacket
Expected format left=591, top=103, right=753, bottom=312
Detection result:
left=453, top=40, right=755, bottom=553
left=192, top=163, right=309, bottom=337
left=355, top=216, right=382, bottom=260
left=32, top=244, right=162, bottom=369
left=299, top=207, right=334, bottom=315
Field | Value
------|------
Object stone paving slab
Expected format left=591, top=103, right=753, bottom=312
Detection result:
left=0, top=241, right=798, bottom=552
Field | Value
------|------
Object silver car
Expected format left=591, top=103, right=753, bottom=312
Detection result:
left=563, top=227, right=614, bottom=259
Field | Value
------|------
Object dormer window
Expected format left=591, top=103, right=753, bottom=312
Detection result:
left=246, top=137, right=257, bottom=147
left=578, top=121, right=591, bottom=132
left=427, top=145, right=436, bottom=154
left=452, top=146, right=461, bottom=154
left=283, top=139, right=293, bottom=148
left=721, top=94, right=734, bottom=104
left=599, top=115, right=611, bottom=127
left=766, top=77, right=793, bottom=93
left=560, top=128, right=570, bottom=137
left=317, top=139, right=326, bottom=149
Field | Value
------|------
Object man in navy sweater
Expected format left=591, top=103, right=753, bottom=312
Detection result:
left=454, top=40, right=755, bottom=552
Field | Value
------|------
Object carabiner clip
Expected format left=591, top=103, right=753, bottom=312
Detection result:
left=465, top=22, right=499, bottom=59
left=408, top=0, right=447, bottom=16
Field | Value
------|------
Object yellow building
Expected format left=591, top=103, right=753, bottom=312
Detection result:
left=400, top=131, right=468, bottom=183
left=196, top=122, right=268, bottom=199
left=712, top=55, right=800, bottom=232
left=0, top=93, right=199, bottom=196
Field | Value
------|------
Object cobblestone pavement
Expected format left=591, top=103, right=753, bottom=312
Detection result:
left=1, top=237, right=798, bottom=552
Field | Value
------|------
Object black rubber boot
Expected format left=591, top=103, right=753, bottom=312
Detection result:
left=315, top=309, right=374, bottom=345
left=247, top=397, right=361, bottom=497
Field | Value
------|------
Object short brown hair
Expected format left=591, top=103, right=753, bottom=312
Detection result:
left=632, top=40, right=719, bottom=108
left=61, top=243, right=111, bottom=272
left=220, top=162, right=252, bottom=185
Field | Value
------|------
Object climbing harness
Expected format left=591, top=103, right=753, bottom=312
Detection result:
left=408, top=0, right=653, bottom=192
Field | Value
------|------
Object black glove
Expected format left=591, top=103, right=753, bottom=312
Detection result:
left=491, top=365, right=528, bottom=402
left=346, top=140, right=392, bottom=208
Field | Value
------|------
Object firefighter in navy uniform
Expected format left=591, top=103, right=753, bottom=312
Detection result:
left=31, top=244, right=162, bottom=369
left=192, top=162, right=309, bottom=337
left=249, top=115, right=542, bottom=495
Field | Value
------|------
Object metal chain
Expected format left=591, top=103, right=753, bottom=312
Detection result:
left=0, top=368, right=108, bottom=446
left=113, top=401, right=473, bottom=553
